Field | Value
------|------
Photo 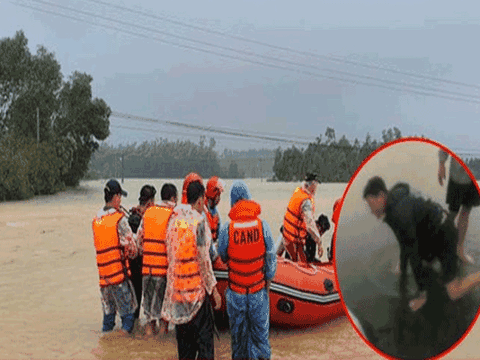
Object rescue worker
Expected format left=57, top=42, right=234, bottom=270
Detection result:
left=181, top=172, right=203, bottom=204
left=363, top=176, right=480, bottom=311
left=438, top=149, right=480, bottom=264
left=92, top=179, right=138, bottom=334
left=128, top=184, right=157, bottom=323
left=161, top=181, right=222, bottom=360
left=205, top=176, right=226, bottom=243
left=280, top=173, right=324, bottom=262
left=218, top=180, right=277, bottom=360
left=136, top=183, right=177, bottom=336
left=181, top=172, right=219, bottom=262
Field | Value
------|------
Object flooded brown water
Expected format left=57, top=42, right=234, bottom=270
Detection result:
left=1, top=177, right=479, bottom=359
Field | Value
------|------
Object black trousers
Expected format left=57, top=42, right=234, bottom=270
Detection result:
left=400, top=216, right=459, bottom=292
left=175, top=295, right=215, bottom=360
left=129, top=255, right=143, bottom=319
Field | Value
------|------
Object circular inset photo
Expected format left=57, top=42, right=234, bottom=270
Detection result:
left=334, top=137, right=480, bottom=359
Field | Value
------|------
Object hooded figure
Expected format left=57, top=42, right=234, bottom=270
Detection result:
left=218, top=180, right=277, bottom=360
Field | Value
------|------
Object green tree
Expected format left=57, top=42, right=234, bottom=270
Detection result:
left=227, top=161, right=241, bottom=179
left=0, top=31, right=62, bottom=141
left=0, top=31, right=111, bottom=199
left=55, top=71, right=111, bottom=186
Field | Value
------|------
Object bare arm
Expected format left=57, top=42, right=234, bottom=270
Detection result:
left=301, top=199, right=323, bottom=259
left=438, top=149, right=448, bottom=186
left=301, top=199, right=322, bottom=244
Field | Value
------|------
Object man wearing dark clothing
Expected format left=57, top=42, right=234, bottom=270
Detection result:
left=128, top=185, right=157, bottom=321
left=364, top=176, right=480, bottom=311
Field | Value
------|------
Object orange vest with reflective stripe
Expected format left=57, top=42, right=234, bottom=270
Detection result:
left=205, top=208, right=220, bottom=241
left=142, top=205, right=172, bottom=277
left=283, top=187, right=314, bottom=245
left=227, top=199, right=266, bottom=295
left=171, top=218, right=203, bottom=303
left=92, top=211, right=131, bottom=288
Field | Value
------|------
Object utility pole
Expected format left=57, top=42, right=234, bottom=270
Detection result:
left=121, top=154, right=124, bottom=184
left=37, top=107, right=40, bottom=144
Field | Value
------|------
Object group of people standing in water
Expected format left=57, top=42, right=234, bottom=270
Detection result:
left=92, top=172, right=335, bottom=360
left=91, top=144, right=480, bottom=359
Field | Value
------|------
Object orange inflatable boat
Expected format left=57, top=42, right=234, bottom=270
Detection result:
left=212, top=255, right=344, bottom=328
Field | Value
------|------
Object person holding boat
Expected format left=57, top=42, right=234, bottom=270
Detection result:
left=363, top=175, right=480, bottom=312
left=136, top=183, right=177, bottom=336
left=92, top=179, right=139, bottom=335
left=278, top=173, right=324, bottom=262
left=218, top=180, right=277, bottom=360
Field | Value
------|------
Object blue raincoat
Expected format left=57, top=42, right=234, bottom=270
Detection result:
left=218, top=180, right=277, bottom=360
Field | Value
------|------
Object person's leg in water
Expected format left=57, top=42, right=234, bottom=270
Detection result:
left=145, top=320, right=157, bottom=336
left=457, top=205, right=474, bottom=264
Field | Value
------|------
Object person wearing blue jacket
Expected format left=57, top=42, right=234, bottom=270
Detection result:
left=218, top=180, right=277, bottom=360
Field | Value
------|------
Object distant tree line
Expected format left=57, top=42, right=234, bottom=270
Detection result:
left=87, top=136, right=246, bottom=180
left=0, top=31, right=110, bottom=201
left=219, top=148, right=276, bottom=178
left=273, top=127, right=480, bottom=182
left=89, top=126, right=480, bottom=184
left=273, top=126, right=403, bottom=182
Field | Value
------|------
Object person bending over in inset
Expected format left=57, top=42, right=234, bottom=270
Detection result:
left=363, top=176, right=480, bottom=311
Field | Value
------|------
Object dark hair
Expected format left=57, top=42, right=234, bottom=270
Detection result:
left=104, top=179, right=127, bottom=203
left=363, top=176, right=388, bottom=198
left=139, top=185, right=156, bottom=205
left=104, top=189, right=114, bottom=203
left=187, top=181, right=205, bottom=205
left=161, top=183, right=178, bottom=201
left=304, top=172, right=319, bottom=182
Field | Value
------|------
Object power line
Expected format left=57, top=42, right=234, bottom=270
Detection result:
left=11, top=2, right=480, bottom=156
left=84, top=0, right=480, bottom=91
left=112, top=113, right=317, bottom=143
left=111, top=112, right=480, bottom=156
left=111, top=112, right=313, bottom=145
left=24, top=0, right=480, bottom=101
left=113, top=124, right=281, bottom=144
left=17, top=0, right=480, bottom=104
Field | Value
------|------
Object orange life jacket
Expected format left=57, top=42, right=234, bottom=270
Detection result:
left=171, top=218, right=203, bottom=303
left=283, top=187, right=315, bottom=245
left=205, top=207, right=220, bottom=241
left=92, top=211, right=131, bottom=288
left=227, top=199, right=266, bottom=295
left=142, top=205, right=173, bottom=277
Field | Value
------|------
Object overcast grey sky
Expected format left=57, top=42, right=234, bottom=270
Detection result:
left=3, top=0, right=480, bottom=154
